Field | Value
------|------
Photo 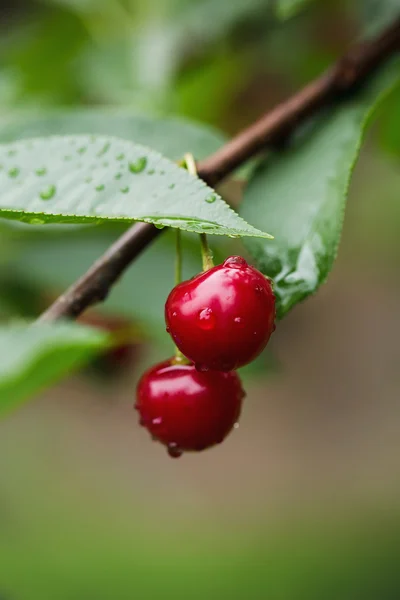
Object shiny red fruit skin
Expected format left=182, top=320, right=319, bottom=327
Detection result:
left=135, top=359, right=245, bottom=457
left=165, top=256, right=275, bottom=371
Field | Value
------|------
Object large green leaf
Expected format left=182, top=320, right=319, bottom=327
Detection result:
left=241, top=59, right=400, bottom=318
left=0, top=135, right=271, bottom=238
left=0, top=110, right=226, bottom=162
left=0, top=321, right=109, bottom=415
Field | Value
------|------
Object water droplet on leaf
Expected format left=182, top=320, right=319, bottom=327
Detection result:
left=129, top=157, right=147, bottom=173
left=40, top=185, right=56, bottom=200
left=97, top=142, right=111, bottom=157
left=8, top=167, right=20, bottom=178
left=35, top=167, right=47, bottom=176
left=121, top=186, right=129, bottom=194
left=205, top=194, right=216, bottom=203
left=96, top=184, right=105, bottom=192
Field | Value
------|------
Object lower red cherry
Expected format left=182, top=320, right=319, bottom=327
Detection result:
left=135, top=358, right=245, bottom=457
left=165, top=256, right=275, bottom=371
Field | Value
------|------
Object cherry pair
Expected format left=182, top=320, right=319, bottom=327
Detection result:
left=135, top=256, right=275, bottom=458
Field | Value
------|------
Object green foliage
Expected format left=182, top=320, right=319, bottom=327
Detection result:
left=0, top=134, right=271, bottom=238
left=240, top=59, right=400, bottom=318
left=0, top=321, right=109, bottom=414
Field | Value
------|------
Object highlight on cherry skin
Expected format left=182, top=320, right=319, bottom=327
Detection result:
left=135, top=358, right=245, bottom=458
left=165, top=256, right=276, bottom=372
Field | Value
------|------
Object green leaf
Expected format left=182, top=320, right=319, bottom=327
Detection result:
left=0, top=134, right=271, bottom=238
left=0, top=110, right=226, bottom=162
left=240, top=58, right=400, bottom=318
left=0, top=321, right=109, bottom=415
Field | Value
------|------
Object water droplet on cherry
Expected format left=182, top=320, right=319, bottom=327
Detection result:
left=198, top=307, right=215, bottom=330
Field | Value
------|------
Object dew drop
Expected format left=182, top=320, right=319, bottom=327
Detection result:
left=167, top=443, right=183, bottom=458
left=154, top=223, right=165, bottom=230
left=152, top=417, right=163, bottom=426
left=147, top=168, right=155, bottom=175
left=183, top=292, right=191, bottom=302
left=77, top=146, right=87, bottom=155
left=85, top=176, right=93, bottom=183
left=29, top=217, right=45, bottom=225
left=35, top=167, right=47, bottom=176
left=234, top=317, right=243, bottom=325
left=205, top=194, right=216, bottom=204
left=169, top=183, right=175, bottom=189
left=115, top=172, right=123, bottom=180
left=172, top=311, right=177, bottom=318
left=8, top=167, right=20, bottom=178
left=96, top=184, right=105, bottom=192
left=195, top=363, right=209, bottom=372
left=166, top=327, right=170, bottom=333
left=129, top=157, right=147, bottom=173
left=121, top=186, right=130, bottom=194
left=255, top=285, right=264, bottom=294
left=97, top=142, right=111, bottom=157
left=234, top=422, right=239, bottom=430
left=198, top=307, right=215, bottom=330
left=40, top=185, right=56, bottom=200
left=116, top=153, right=125, bottom=161
left=223, top=256, right=247, bottom=269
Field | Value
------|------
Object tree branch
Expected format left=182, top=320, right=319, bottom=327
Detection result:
left=38, top=17, right=400, bottom=323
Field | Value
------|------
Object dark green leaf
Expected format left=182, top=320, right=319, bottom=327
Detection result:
left=241, top=59, right=400, bottom=318
left=0, top=134, right=272, bottom=238
left=0, top=321, right=109, bottom=415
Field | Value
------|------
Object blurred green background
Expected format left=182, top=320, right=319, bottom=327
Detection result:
left=1, top=1, right=400, bottom=598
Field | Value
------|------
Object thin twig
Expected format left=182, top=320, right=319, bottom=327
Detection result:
left=38, top=17, right=400, bottom=322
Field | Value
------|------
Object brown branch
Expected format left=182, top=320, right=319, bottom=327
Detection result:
left=38, top=17, right=400, bottom=323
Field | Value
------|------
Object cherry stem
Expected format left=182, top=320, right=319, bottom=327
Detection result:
left=175, top=228, right=182, bottom=285
left=183, top=152, right=215, bottom=272
left=199, top=233, right=214, bottom=272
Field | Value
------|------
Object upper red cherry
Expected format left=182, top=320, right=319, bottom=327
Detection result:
left=135, top=358, right=245, bottom=457
left=165, top=256, right=275, bottom=371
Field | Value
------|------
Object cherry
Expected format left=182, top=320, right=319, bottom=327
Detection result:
left=135, top=358, right=245, bottom=457
left=165, top=256, right=275, bottom=371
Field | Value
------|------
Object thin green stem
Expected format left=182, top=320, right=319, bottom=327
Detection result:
left=184, top=153, right=215, bottom=272
left=200, top=233, right=214, bottom=272
left=175, top=228, right=182, bottom=285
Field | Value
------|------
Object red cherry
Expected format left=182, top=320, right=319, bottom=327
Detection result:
left=135, top=358, right=245, bottom=457
left=165, top=256, right=275, bottom=371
